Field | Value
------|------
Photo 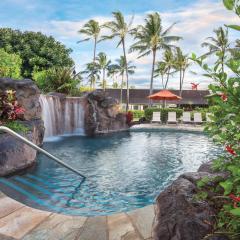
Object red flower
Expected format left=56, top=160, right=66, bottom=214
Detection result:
left=15, top=107, right=25, bottom=115
left=220, top=93, right=228, bottom=102
left=229, top=194, right=240, bottom=208
left=226, top=145, right=237, bottom=156
left=126, top=111, right=133, bottom=125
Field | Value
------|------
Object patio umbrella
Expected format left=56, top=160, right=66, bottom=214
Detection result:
left=148, top=90, right=182, bottom=108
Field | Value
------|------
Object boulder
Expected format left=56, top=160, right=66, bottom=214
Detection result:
left=153, top=164, right=229, bottom=240
left=0, top=119, right=44, bottom=176
left=84, top=90, right=129, bottom=136
left=0, top=78, right=41, bottom=120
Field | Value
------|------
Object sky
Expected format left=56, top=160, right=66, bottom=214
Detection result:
left=0, top=0, right=239, bottom=90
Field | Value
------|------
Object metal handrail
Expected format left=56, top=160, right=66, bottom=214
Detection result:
left=0, top=126, right=86, bottom=179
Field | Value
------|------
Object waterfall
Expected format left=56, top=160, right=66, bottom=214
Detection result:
left=39, top=95, right=85, bottom=138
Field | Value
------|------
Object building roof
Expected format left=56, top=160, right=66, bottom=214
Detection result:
left=105, top=89, right=210, bottom=106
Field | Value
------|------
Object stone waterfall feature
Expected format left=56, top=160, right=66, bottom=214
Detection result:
left=40, top=94, right=86, bottom=138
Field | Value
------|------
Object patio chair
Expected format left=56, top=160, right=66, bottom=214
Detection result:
left=167, top=112, right=177, bottom=124
left=182, top=112, right=192, bottom=124
left=194, top=113, right=203, bottom=124
left=152, top=112, right=161, bottom=123
left=206, top=113, right=213, bottom=122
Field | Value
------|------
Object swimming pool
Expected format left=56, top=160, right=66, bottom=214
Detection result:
left=0, top=129, right=221, bottom=216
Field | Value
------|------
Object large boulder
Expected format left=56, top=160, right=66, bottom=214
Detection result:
left=0, top=78, right=41, bottom=120
left=0, top=78, right=44, bottom=176
left=84, top=90, right=129, bottom=136
left=0, top=120, right=44, bottom=176
left=153, top=164, right=229, bottom=240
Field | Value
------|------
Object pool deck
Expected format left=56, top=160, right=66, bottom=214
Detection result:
left=0, top=191, right=155, bottom=240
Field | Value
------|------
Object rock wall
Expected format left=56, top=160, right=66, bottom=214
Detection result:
left=153, top=163, right=229, bottom=240
left=0, top=78, right=44, bottom=176
left=84, top=90, right=129, bottom=136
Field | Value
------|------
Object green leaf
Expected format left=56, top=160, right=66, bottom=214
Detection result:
left=226, top=24, right=240, bottom=31
left=220, top=180, right=233, bottom=195
left=230, top=208, right=240, bottom=216
left=223, top=0, right=234, bottom=10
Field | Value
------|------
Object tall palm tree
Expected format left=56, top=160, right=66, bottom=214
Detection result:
left=129, top=12, right=181, bottom=102
left=115, top=56, right=136, bottom=105
left=108, top=64, right=120, bottom=88
left=81, top=62, right=100, bottom=89
left=101, top=11, right=134, bottom=111
left=174, top=47, right=190, bottom=97
left=96, top=52, right=111, bottom=90
left=201, top=27, right=231, bottom=73
left=78, top=20, right=101, bottom=63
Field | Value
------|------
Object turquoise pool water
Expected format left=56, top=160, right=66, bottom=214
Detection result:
left=0, top=129, right=222, bottom=216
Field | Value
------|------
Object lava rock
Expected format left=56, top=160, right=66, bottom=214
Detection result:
left=0, top=78, right=41, bottom=120
left=0, top=119, right=44, bottom=176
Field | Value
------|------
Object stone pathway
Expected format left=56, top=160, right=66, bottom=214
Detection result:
left=0, top=192, right=155, bottom=240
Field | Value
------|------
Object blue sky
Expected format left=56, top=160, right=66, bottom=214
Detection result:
left=0, top=0, right=238, bottom=89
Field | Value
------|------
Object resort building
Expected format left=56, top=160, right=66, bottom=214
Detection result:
left=105, top=89, right=210, bottom=110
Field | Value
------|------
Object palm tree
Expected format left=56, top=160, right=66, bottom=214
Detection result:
left=108, top=64, right=120, bottom=88
left=201, top=27, right=231, bottom=73
left=78, top=20, right=101, bottom=63
left=130, top=12, right=181, bottom=102
left=101, top=11, right=134, bottom=111
left=162, top=49, right=175, bottom=89
left=174, top=47, right=190, bottom=97
left=115, top=56, right=136, bottom=105
left=81, top=62, right=100, bottom=89
left=154, top=61, right=167, bottom=89
left=96, top=52, right=111, bottom=90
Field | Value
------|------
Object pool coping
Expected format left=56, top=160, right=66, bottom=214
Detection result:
left=0, top=191, right=155, bottom=240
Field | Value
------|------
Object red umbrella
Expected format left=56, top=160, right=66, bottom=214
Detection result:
left=148, top=90, right=182, bottom=101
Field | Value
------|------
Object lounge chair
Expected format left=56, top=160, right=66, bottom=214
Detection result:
left=182, top=112, right=192, bottom=124
left=206, top=113, right=213, bottom=122
left=167, top=112, right=177, bottom=124
left=152, top=112, right=161, bottom=123
left=194, top=113, right=203, bottom=124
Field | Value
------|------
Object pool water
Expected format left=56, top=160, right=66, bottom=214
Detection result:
left=0, top=129, right=222, bottom=216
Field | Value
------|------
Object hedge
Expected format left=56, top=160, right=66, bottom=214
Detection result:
left=144, top=108, right=183, bottom=123
left=130, top=110, right=145, bottom=119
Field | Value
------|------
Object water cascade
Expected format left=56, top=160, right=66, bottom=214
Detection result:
left=39, top=95, right=85, bottom=138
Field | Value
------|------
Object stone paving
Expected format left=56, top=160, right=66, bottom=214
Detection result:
left=0, top=192, right=155, bottom=240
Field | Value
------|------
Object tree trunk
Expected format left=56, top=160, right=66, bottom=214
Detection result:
left=122, top=38, right=129, bottom=112
left=103, top=68, right=106, bottom=91
left=120, top=74, right=124, bottom=106
left=180, top=69, right=185, bottom=97
left=164, top=67, right=171, bottom=89
left=93, top=37, right=97, bottom=63
left=149, top=49, right=156, bottom=106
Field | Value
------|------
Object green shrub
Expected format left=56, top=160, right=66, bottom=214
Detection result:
left=3, top=121, right=29, bottom=133
left=130, top=110, right=144, bottom=119
left=144, top=108, right=183, bottom=123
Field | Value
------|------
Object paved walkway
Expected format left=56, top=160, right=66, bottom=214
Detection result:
left=0, top=192, right=155, bottom=240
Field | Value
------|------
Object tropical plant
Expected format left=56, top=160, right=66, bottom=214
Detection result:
left=129, top=12, right=181, bottom=101
left=0, top=28, right=74, bottom=77
left=115, top=56, right=136, bottom=104
left=101, top=11, right=134, bottom=110
left=108, top=64, right=120, bottom=88
left=78, top=20, right=102, bottom=63
left=0, top=49, right=22, bottom=79
left=96, top=52, right=111, bottom=90
left=33, top=67, right=81, bottom=95
left=201, top=27, right=232, bottom=72
left=162, top=49, right=175, bottom=89
left=154, top=61, right=167, bottom=89
left=174, top=47, right=190, bottom=97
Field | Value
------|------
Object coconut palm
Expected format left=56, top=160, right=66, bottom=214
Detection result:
left=96, top=52, right=111, bottom=90
left=115, top=56, right=136, bottom=105
left=108, top=64, right=120, bottom=88
left=162, top=49, right=175, bottom=89
left=174, top=47, right=190, bottom=97
left=101, top=11, right=134, bottom=111
left=81, top=62, right=100, bottom=89
left=130, top=12, right=181, bottom=101
left=78, top=20, right=101, bottom=63
left=154, top=61, right=167, bottom=89
left=201, top=27, right=231, bottom=72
